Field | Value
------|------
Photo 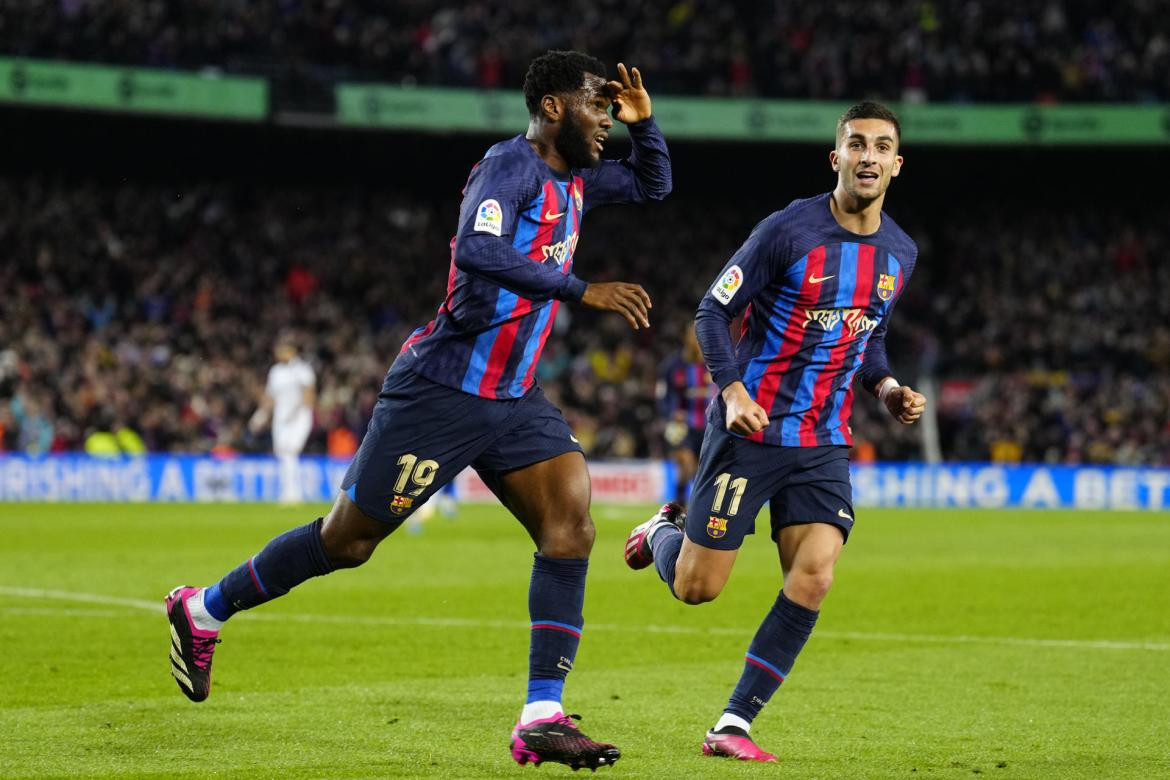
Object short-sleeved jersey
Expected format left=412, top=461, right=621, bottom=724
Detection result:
left=266, top=357, right=315, bottom=425
left=397, top=120, right=672, bottom=399
left=696, top=193, right=917, bottom=447
left=658, top=355, right=716, bottom=431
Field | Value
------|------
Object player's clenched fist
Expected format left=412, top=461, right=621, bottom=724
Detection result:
left=721, top=381, right=770, bottom=435
left=581, top=281, right=652, bottom=330
left=884, top=385, right=927, bottom=425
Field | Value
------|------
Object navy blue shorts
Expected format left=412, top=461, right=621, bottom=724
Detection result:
left=685, top=426, right=854, bottom=550
left=341, top=363, right=583, bottom=525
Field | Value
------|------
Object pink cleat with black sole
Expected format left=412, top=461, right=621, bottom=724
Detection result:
left=510, top=713, right=620, bottom=771
left=702, top=727, right=779, bottom=763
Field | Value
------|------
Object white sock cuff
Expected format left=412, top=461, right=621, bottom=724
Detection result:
left=520, top=700, right=563, bottom=724
left=714, top=712, right=752, bottom=733
left=187, top=588, right=226, bottom=632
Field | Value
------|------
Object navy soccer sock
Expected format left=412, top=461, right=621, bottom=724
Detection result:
left=724, top=590, right=819, bottom=723
left=650, top=525, right=684, bottom=598
left=203, top=517, right=334, bottom=621
left=526, top=554, right=588, bottom=712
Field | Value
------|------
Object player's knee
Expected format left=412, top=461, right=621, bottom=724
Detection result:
left=539, top=511, right=595, bottom=558
left=673, top=572, right=722, bottom=605
left=324, top=536, right=380, bottom=569
left=785, top=567, right=834, bottom=607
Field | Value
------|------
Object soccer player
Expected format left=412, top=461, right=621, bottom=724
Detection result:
left=657, top=323, right=716, bottom=503
left=624, top=102, right=925, bottom=762
left=166, top=50, right=670, bottom=772
left=249, top=335, right=317, bottom=505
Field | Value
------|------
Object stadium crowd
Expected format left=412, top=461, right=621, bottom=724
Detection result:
left=2, top=0, right=1169, bottom=102
left=1, top=174, right=1167, bottom=465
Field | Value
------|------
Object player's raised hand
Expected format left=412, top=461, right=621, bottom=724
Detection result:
left=605, top=63, right=652, bottom=124
left=581, top=281, right=652, bottom=330
left=722, top=381, right=770, bottom=435
left=885, top=385, right=927, bottom=425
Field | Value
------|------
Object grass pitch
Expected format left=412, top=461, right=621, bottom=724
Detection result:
left=1, top=502, right=1168, bottom=778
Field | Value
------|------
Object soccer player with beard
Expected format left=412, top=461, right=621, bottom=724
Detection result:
left=625, top=102, right=926, bottom=762
left=165, top=51, right=671, bottom=771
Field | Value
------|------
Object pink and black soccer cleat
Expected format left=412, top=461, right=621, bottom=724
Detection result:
left=624, top=502, right=686, bottom=570
left=510, top=713, right=621, bottom=771
left=702, top=727, right=779, bottom=763
left=166, top=586, right=221, bottom=702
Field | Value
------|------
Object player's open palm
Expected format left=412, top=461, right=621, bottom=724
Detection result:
left=582, top=281, right=652, bottom=330
left=606, top=63, right=652, bottom=124
left=885, top=386, right=927, bottom=424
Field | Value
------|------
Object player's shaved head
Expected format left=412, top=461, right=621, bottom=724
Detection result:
left=523, top=50, right=608, bottom=116
left=836, top=101, right=901, bottom=146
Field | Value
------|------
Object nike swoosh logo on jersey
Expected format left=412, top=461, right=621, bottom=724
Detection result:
left=838, top=508, right=853, bottom=521
left=544, top=210, right=566, bottom=221
left=809, top=273, right=835, bottom=284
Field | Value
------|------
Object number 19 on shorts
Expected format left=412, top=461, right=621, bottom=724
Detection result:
left=394, top=453, right=440, bottom=496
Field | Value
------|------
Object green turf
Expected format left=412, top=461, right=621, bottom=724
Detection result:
left=1, top=502, right=1168, bottom=778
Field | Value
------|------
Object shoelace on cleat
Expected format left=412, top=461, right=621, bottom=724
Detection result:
left=190, top=636, right=220, bottom=669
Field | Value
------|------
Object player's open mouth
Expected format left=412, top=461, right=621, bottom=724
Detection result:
left=594, top=134, right=607, bottom=154
left=857, top=171, right=879, bottom=184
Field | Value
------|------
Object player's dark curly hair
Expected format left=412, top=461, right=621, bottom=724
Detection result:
left=837, top=101, right=901, bottom=144
left=523, top=50, right=607, bottom=116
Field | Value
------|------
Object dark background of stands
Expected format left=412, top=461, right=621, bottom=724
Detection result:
left=2, top=78, right=1170, bottom=463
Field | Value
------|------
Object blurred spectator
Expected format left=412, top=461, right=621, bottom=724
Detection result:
left=1, top=2, right=1168, bottom=103
left=1, top=173, right=1167, bottom=465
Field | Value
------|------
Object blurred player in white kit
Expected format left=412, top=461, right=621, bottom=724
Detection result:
left=251, top=335, right=316, bottom=504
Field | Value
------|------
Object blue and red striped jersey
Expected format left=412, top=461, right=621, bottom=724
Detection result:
left=695, top=193, right=917, bottom=447
left=658, top=356, right=716, bottom=431
left=396, top=119, right=671, bottom=399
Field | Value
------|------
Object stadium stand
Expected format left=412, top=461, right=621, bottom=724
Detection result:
left=1, top=167, right=1166, bottom=465
left=2, top=0, right=1168, bottom=102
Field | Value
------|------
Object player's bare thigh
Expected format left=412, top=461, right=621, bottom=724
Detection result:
left=494, top=451, right=594, bottom=558
left=672, top=537, right=738, bottom=605
left=776, top=522, right=844, bottom=610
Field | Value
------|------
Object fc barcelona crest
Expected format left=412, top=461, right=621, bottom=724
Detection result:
left=706, top=516, right=729, bottom=539
left=390, top=495, right=414, bottom=515
left=877, top=273, right=897, bottom=301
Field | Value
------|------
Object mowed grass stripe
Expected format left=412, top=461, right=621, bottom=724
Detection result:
left=3, top=587, right=1168, bottom=652
left=1, top=503, right=1168, bottom=778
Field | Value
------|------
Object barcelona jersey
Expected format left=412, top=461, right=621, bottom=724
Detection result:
left=695, top=193, right=917, bottom=447
left=659, top=356, right=716, bottom=431
left=397, top=119, right=672, bottom=399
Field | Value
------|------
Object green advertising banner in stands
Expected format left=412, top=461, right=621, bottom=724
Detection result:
left=0, top=58, right=267, bottom=120
left=337, top=84, right=1170, bottom=145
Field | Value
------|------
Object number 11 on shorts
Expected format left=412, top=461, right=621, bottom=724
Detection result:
left=711, top=472, right=748, bottom=516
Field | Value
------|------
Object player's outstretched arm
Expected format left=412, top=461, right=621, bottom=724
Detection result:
left=580, top=282, right=651, bottom=330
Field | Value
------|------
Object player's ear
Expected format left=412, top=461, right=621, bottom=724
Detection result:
left=891, top=154, right=903, bottom=178
left=829, top=149, right=840, bottom=172
left=540, top=94, right=565, bottom=122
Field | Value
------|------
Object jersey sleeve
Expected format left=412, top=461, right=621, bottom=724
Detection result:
left=298, top=362, right=316, bottom=389
left=579, top=117, right=672, bottom=211
left=858, top=243, right=918, bottom=393
left=454, top=153, right=588, bottom=302
left=695, top=212, right=790, bottom=389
